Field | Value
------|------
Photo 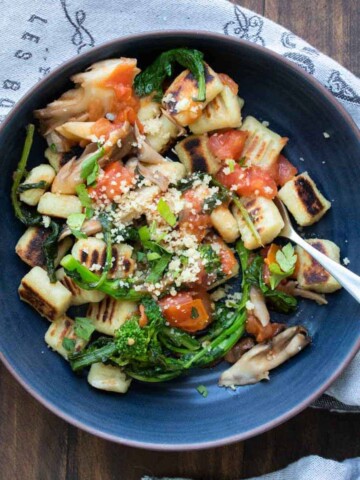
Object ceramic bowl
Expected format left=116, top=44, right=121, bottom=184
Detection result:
left=1, top=31, right=359, bottom=450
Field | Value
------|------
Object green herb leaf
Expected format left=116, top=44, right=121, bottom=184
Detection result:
left=62, top=337, right=76, bottom=352
left=138, top=225, right=150, bottom=243
left=157, top=198, right=177, bottom=227
left=66, top=213, right=87, bottom=239
left=75, top=184, right=94, bottom=219
left=227, top=159, right=235, bottom=172
left=80, top=147, right=105, bottom=186
left=276, top=243, right=297, bottom=272
left=17, top=180, right=48, bottom=193
left=50, top=143, right=57, bottom=153
left=238, top=156, right=247, bottom=167
left=199, top=244, right=222, bottom=275
left=191, top=307, right=199, bottom=319
left=196, top=385, right=208, bottom=398
left=146, top=253, right=172, bottom=283
left=74, top=317, right=96, bottom=341
left=269, top=243, right=297, bottom=290
left=147, top=252, right=161, bottom=261
left=134, top=48, right=206, bottom=101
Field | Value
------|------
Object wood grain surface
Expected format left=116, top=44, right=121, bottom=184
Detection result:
left=1, top=1, right=359, bottom=479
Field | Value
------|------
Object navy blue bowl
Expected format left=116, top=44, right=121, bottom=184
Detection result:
left=1, top=31, right=359, bottom=450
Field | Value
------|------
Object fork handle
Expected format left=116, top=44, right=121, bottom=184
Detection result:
left=294, top=234, right=360, bottom=303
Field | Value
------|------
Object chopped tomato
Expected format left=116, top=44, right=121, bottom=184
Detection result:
left=159, top=289, right=212, bottom=333
left=276, top=155, right=298, bottom=186
left=216, top=164, right=277, bottom=199
left=91, top=118, right=120, bottom=139
left=219, top=244, right=238, bottom=276
left=246, top=313, right=284, bottom=343
left=264, top=243, right=281, bottom=266
left=179, top=188, right=212, bottom=242
left=103, top=63, right=137, bottom=99
left=218, top=73, right=239, bottom=95
left=89, top=161, right=134, bottom=202
left=208, top=130, right=248, bottom=161
left=97, top=63, right=140, bottom=126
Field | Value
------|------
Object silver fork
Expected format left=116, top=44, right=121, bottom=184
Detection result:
left=274, top=197, right=360, bottom=303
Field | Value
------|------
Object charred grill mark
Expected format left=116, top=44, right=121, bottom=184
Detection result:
left=91, top=249, right=99, bottom=266
left=80, top=249, right=88, bottom=263
left=62, top=276, right=80, bottom=295
left=123, top=258, right=131, bottom=273
left=295, top=177, right=324, bottom=216
left=19, top=283, right=57, bottom=320
left=183, top=137, right=208, bottom=172
left=110, top=247, right=118, bottom=274
left=19, top=228, right=50, bottom=267
left=304, top=242, right=330, bottom=284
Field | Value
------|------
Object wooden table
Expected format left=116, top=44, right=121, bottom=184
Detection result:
left=1, top=1, right=359, bottom=479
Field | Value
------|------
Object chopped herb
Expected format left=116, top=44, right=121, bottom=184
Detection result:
left=138, top=225, right=150, bottom=243
left=137, top=251, right=146, bottom=262
left=74, top=317, right=96, bottom=341
left=203, top=188, right=228, bottom=212
left=191, top=307, right=199, bottom=319
left=146, top=253, right=172, bottom=283
left=199, top=244, right=222, bottom=274
left=147, top=252, right=161, bottom=261
left=80, top=147, right=105, bottom=186
left=62, top=337, right=76, bottom=352
left=228, top=159, right=235, bottom=172
left=269, top=243, right=297, bottom=289
left=75, top=184, right=94, bottom=219
left=17, top=180, right=48, bottom=193
left=196, top=385, right=208, bottom=398
left=134, top=48, right=206, bottom=101
left=50, top=143, right=57, bottom=153
left=157, top=198, right=177, bottom=227
left=238, top=156, right=247, bottom=167
left=67, top=213, right=87, bottom=239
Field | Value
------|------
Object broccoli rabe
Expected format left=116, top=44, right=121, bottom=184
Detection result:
left=115, top=318, right=148, bottom=358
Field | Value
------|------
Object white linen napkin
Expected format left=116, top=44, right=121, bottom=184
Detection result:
left=0, top=0, right=359, bottom=411
left=142, top=455, right=360, bottom=480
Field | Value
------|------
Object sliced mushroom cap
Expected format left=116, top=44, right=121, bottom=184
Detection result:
left=219, top=326, right=311, bottom=387
left=224, top=337, right=256, bottom=364
left=249, top=286, right=270, bottom=327
left=278, top=281, right=328, bottom=305
left=58, top=218, right=102, bottom=242
left=135, top=124, right=167, bottom=164
left=51, top=143, right=98, bottom=194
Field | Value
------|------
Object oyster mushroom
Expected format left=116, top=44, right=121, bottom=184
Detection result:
left=278, top=281, right=328, bottom=305
left=35, top=58, right=139, bottom=134
left=219, top=326, right=311, bottom=387
left=51, top=143, right=98, bottom=194
left=249, top=286, right=270, bottom=327
left=58, top=218, right=102, bottom=242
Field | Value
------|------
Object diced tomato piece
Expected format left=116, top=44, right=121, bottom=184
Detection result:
left=216, top=164, right=277, bottom=199
left=179, top=189, right=212, bottom=242
left=219, top=245, right=238, bottom=276
left=276, top=155, right=298, bottom=186
left=208, top=130, right=248, bottom=161
left=103, top=63, right=137, bottom=98
left=218, top=73, right=239, bottom=95
left=264, top=243, right=281, bottom=267
left=89, top=161, right=134, bottom=202
left=246, top=313, right=284, bottom=343
left=91, top=118, right=120, bottom=140
left=159, top=289, right=212, bottom=333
